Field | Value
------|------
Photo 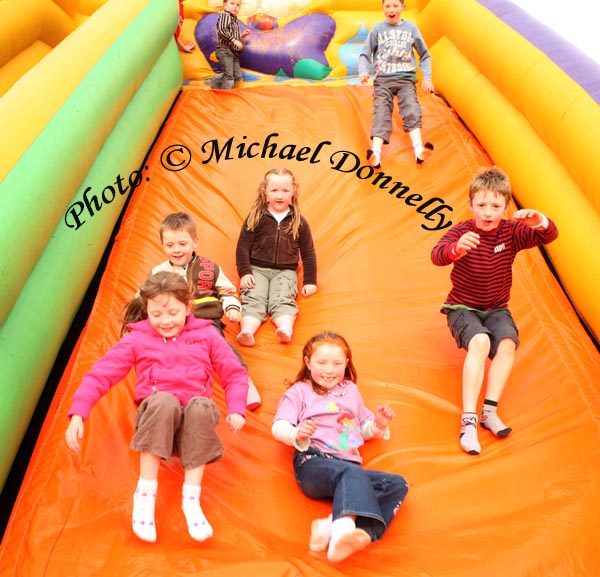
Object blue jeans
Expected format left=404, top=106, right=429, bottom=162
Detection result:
left=293, top=449, right=408, bottom=541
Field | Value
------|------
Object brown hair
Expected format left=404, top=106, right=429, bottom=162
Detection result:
left=245, top=167, right=302, bottom=239
left=288, top=332, right=358, bottom=395
left=158, top=212, right=197, bottom=241
left=120, top=271, right=193, bottom=335
left=469, top=166, right=512, bottom=204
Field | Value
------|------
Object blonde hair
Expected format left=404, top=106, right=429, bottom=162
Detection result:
left=245, top=167, right=302, bottom=239
left=469, top=167, right=512, bottom=204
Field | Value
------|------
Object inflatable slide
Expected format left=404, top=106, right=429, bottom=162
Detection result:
left=1, top=0, right=600, bottom=575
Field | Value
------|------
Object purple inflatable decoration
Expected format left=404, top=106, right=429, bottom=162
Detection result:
left=195, top=13, right=336, bottom=78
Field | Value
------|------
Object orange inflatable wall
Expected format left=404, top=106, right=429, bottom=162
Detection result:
left=1, top=85, right=600, bottom=576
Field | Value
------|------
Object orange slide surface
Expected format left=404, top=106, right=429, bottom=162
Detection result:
left=2, top=85, right=600, bottom=576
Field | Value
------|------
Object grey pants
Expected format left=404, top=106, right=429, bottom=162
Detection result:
left=371, top=76, right=422, bottom=143
left=215, top=46, right=242, bottom=89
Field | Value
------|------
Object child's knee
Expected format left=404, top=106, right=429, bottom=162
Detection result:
left=467, top=332, right=491, bottom=355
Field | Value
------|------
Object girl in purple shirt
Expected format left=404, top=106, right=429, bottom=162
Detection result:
left=272, top=332, right=408, bottom=563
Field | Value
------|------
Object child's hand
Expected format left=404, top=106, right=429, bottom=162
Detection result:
left=240, top=274, right=256, bottom=289
left=65, top=415, right=84, bottom=452
left=456, top=231, right=480, bottom=256
left=374, top=405, right=395, bottom=430
left=296, top=419, right=317, bottom=441
left=241, top=30, right=250, bottom=39
left=513, top=209, right=546, bottom=229
left=422, top=80, right=435, bottom=94
left=359, top=73, right=370, bottom=85
left=178, top=40, right=196, bottom=53
left=226, top=413, right=245, bottom=432
left=233, top=39, right=243, bottom=50
left=225, top=307, right=242, bottom=323
left=302, top=284, right=317, bottom=297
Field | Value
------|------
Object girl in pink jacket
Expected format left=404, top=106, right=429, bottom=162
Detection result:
left=65, top=271, right=248, bottom=544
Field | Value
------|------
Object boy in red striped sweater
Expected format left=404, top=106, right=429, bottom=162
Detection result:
left=431, top=167, right=558, bottom=455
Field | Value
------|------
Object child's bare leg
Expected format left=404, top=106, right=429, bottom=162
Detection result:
left=409, top=128, right=434, bottom=164
left=327, top=516, right=371, bottom=563
left=480, top=338, right=516, bottom=437
left=367, top=136, right=384, bottom=168
left=237, top=316, right=261, bottom=347
left=274, top=314, right=296, bottom=344
left=133, top=452, right=161, bottom=542
left=182, top=465, right=213, bottom=542
left=460, top=334, right=490, bottom=455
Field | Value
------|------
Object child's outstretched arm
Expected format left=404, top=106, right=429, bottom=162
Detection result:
left=65, top=415, right=84, bottom=452
left=512, top=208, right=548, bottom=229
left=455, top=231, right=481, bottom=257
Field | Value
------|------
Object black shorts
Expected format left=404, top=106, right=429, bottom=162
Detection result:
left=444, top=308, right=519, bottom=359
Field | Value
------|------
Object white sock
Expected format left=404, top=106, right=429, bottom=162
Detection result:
left=275, top=325, right=293, bottom=343
left=413, top=141, right=434, bottom=163
left=460, top=412, right=481, bottom=455
left=182, top=483, right=213, bottom=542
left=481, top=402, right=512, bottom=437
left=132, top=478, right=158, bottom=543
left=237, top=329, right=255, bottom=347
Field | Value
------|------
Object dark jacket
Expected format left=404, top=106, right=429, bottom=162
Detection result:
left=236, top=210, right=317, bottom=285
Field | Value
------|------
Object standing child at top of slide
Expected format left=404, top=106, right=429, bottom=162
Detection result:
left=65, top=271, right=248, bottom=544
left=235, top=167, right=317, bottom=347
left=272, top=332, right=409, bottom=563
left=212, top=0, right=250, bottom=89
left=358, top=0, right=435, bottom=168
left=431, top=167, right=558, bottom=456
left=150, top=212, right=261, bottom=411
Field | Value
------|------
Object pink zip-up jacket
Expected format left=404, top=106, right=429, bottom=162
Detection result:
left=68, top=316, right=248, bottom=420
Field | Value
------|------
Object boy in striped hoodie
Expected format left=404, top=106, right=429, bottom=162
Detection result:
left=431, top=167, right=558, bottom=455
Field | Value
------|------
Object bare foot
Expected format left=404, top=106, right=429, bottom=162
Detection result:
left=309, top=517, right=332, bottom=552
left=327, top=529, right=371, bottom=563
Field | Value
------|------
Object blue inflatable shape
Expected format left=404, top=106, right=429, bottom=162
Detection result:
left=339, top=22, right=373, bottom=77
left=195, top=13, right=336, bottom=79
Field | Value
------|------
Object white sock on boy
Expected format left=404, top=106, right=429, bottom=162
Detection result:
left=480, top=400, right=512, bottom=437
left=460, top=412, right=481, bottom=455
